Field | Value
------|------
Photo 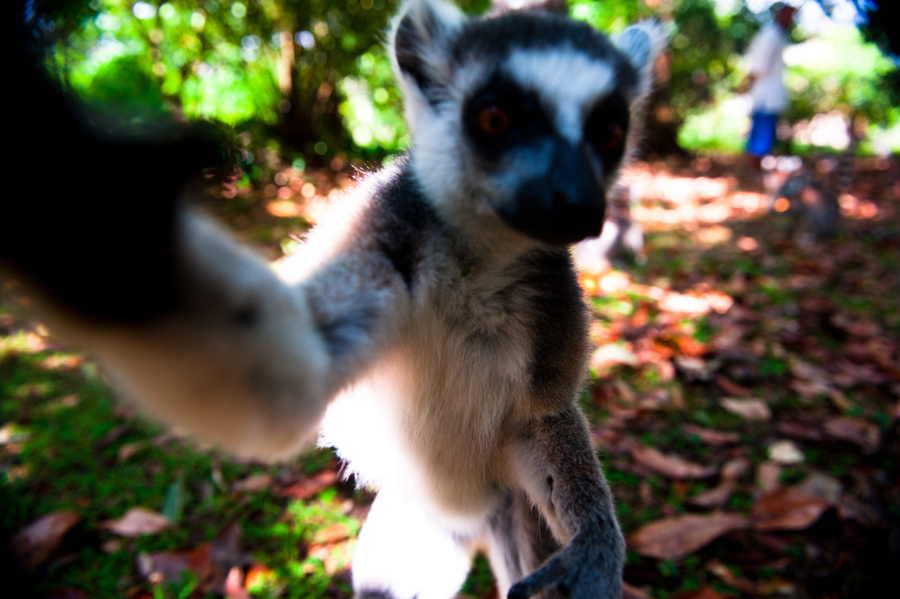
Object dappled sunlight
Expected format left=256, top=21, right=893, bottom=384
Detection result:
left=627, top=164, right=769, bottom=230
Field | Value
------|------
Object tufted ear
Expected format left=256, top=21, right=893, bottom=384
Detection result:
left=389, top=0, right=465, bottom=105
left=612, top=21, right=667, bottom=100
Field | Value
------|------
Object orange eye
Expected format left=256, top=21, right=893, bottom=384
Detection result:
left=477, top=105, right=511, bottom=136
left=596, top=123, right=625, bottom=152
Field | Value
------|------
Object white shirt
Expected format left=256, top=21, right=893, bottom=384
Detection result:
left=745, top=23, right=789, bottom=114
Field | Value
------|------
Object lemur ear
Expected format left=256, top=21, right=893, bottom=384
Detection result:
left=390, top=0, right=464, bottom=104
left=612, top=21, right=667, bottom=100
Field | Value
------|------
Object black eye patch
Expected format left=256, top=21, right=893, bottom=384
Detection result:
left=584, top=92, right=630, bottom=166
left=462, top=72, right=554, bottom=158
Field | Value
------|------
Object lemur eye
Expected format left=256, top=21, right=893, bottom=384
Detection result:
left=595, top=122, right=625, bottom=152
left=477, top=105, right=512, bottom=136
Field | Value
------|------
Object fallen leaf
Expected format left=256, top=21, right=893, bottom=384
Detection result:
left=163, top=474, right=186, bottom=524
left=767, top=440, right=804, bottom=465
left=591, top=343, right=641, bottom=370
left=623, top=583, right=654, bottom=599
left=752, top=486, right=829, bottom=532
left=312, top=522, right=351, bottom=545
left=207, top=521, right=248, bottom=594
left=683, top=425, right=740, bottom=446
left=790, top=359, right=826, bottom=381
left=232, top=474, right=273, bottom=493
left=630, top=513, right=748, bottom=560
left=689, top=481, right=735, bottom=509
left=224, top=566, right=251, bottom=599
left=101, top=540, right=121, bottom=553
left=675, top=356, right=717, bottom=381
left=790, top=379, right=832, bottom=400
left=307, top=539, right=354, bottom=575
left=117, top=441, right=146, bottom=462
left=716, top=375, right=751, bottom=396
left=721, top=457, right=751, bottom=480
left=720, top=398, right=771, bottom=421
left=797, top=472, right=843, bottom=506
left=755, top=462, right=782, bottom=495
left=838, top=496, right=883, bottom=528
left=775, top=421, right=825, bottom=441
left=100, top=508, right=170, bottom=537
left=630, top=445, right=716, bottom=479
left=8, top=511, right=81, bottom=569
left=706, top=559, right=759, bottom=594
left=823, top=417, right=881, bottom=453
left=671, top=588, right=729, bottom=599
left=137, top=544, right=211, bottom=585
left=278, top=470, right=341, bottom=500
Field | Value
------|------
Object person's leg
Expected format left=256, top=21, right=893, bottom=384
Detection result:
left=746, top=112, right=778, bottom=178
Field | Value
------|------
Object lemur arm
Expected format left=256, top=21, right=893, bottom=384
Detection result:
left=3, top=203, right=410, bottom=461
left=507, top=404, right=625, bottom=599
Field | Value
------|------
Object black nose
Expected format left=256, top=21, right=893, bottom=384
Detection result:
left=496, top=143, right=605, bottom=245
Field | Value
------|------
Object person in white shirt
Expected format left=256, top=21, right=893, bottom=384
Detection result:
left=742, top=3, right=797, bottom=174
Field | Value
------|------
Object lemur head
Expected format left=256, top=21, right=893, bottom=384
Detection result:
left=390, top=0, right=664, bottom=246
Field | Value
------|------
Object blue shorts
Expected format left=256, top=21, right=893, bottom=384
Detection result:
left=746, top=112, right=779, bottom=157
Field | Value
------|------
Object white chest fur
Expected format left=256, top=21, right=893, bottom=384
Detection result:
left=319, top=265, right=535, bottom=523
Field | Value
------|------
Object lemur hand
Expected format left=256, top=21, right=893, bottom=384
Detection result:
left=508, top=529, right=624, bottom=599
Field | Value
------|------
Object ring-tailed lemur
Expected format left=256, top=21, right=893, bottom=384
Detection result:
left=2, top=1, right=664, bottom=597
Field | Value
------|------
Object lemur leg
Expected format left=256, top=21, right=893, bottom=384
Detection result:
left=352, top=485, right=473, bottom=599
left=485, top=491, right=561, bottom=598
left=505, top=404, right=625, bottom=599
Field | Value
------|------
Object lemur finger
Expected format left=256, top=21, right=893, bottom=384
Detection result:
left=507, top=556, right=567, bottom=599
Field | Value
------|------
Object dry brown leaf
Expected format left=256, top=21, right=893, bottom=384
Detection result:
left=592, top=343, right=641, bottom=370
left=789, top=359, right=826, bottom=381
left=838, top=496, right=883, bottom=528
left=767, top=440, right=804, bottom=465
left=205, top=522, right=249, bottom=595
left=797, top=472, right=843, bottom=506
left=117, top=441, right=146, bottom=462
left=720, top=398, right=771, bottom=421
left=752, top=486, right=829, bottom=532
left=823, top=417, right=881, bottom=453
left=308, top=538, right=355, bottom=575
left=755, top=462, right=782, bottom=495
left=706, top=560, right=759, bottom=594
left=790, top=379, right=832, bottom=400
left=689, top=481, right=735, bottom=509
left=775, top=421, right=825, bottom=441
left=312, top=522, right=351, bottom=545
left=629, top=513, right=749, bottom=560
left=721, top=457, right=751, bottom=481
left=137, top=544, right=212, bottom=585
left=8, top=511, right=81, bottom=569
left=683, top=425, right=740, bottom=446
left=671, top=588, right=730, bottom=599
left=278, top=470, right=340, bottom=500
left=630, top=445, right=716, bottom=479
left=100, top=507, right=170, bottom=537
left=232, top=474, right=273, bottom=493
left=623, top=582, right=654, bottom=599
left=716, top=375, right=751, bottom=396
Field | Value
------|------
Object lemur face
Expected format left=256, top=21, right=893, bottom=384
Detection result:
left=391, top=0, right=662, bottom=245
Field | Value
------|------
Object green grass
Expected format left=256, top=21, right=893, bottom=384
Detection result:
left=0, top=343, right=362, bottom=598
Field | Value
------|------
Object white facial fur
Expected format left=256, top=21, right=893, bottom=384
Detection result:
left=506, top=48, right=617, bottom=143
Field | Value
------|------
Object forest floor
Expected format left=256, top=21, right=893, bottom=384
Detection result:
left=1, top=154, right=898, bottom=599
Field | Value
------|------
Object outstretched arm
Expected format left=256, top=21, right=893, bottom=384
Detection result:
left=2, top=199, right=412, bottom=460
left=506, top=404, right=625, bottom=599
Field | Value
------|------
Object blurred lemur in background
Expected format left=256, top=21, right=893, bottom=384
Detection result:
left=1, top=1, right=664, bottom=597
